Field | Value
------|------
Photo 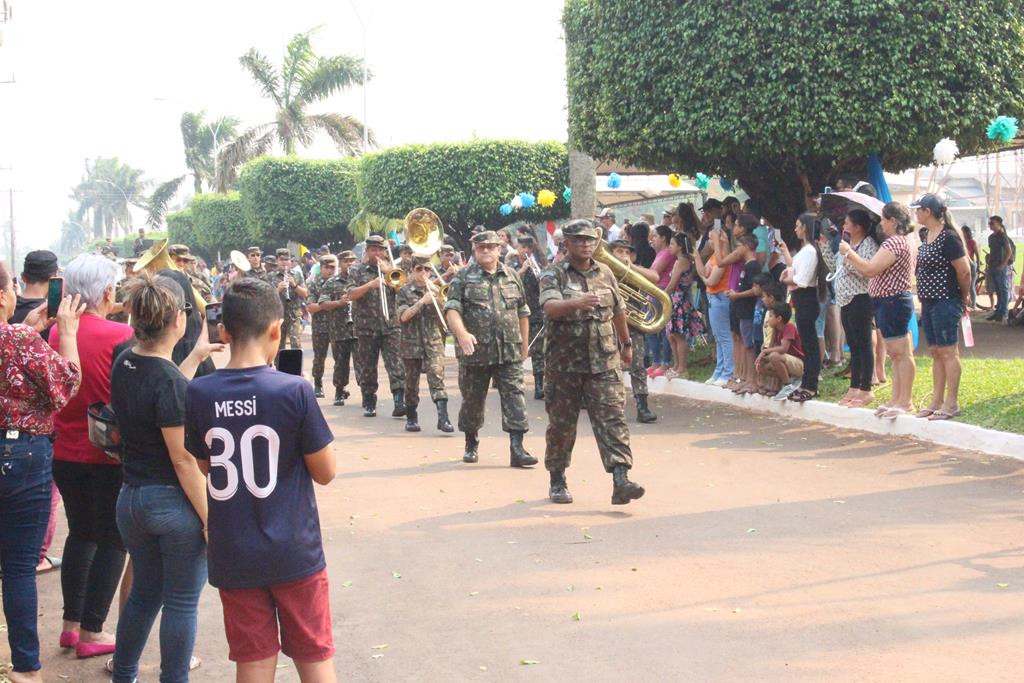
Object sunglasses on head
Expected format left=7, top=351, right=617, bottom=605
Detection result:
left=181, top=301, right=193, bottom=314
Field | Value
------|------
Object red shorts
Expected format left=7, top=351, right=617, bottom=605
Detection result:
left=219, top=568, right=334, bottom=663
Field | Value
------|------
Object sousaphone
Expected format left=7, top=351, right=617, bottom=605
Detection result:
left=135, top=238, right=207, bottom=315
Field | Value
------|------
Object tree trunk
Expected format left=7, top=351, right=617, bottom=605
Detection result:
left=568, top=147, right=597, bottom=220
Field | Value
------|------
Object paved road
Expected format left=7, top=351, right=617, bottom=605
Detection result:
left=28, top=358, right=1024, bottom=682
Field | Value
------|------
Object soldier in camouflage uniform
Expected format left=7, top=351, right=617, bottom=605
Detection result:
left=609, top=240, right=657, bottom=423
left=346, top=235, right=406, bottom=418
left=443, top=230, right=537, bottom=467
left=266, top=248, right=308, bottom=353
left=316, top=250, right=358, bottom=406
left=181, top=253, right=214, bottom=303
left=506, top=234, right=547, bottom=399
left=240, top=246, right=271, bottom=282
left=306, top=254, right=339, bottom=398
left=397, top=256, right=453, bottom=433
left=538, top=220, right=645, bottom=505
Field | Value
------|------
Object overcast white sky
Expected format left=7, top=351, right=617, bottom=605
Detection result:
left=0, top=0, right=568, bottom=252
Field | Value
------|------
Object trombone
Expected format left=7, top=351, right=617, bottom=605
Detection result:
left=375, top=240, right=407, bottom=321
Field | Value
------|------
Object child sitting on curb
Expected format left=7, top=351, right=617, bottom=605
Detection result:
left=756, top=303, right=805, bottom=400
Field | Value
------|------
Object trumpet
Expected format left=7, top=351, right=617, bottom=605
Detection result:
left=592, top=239, right=671, bottom=334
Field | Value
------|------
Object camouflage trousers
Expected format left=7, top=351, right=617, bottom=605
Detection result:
left=457, top=362, right=528, bottom=435
left=277, top=316, right=303, bottom=353
left=355, top=330, right=405, bottom=397
left=527, top=316, right=545, bottom=374
left=403, top=351, right=447, bottom=409
left=544, top=368, right=633, bottom=473
left=312, top=331, right=354, bottom=391
left=629, top=329, right=648, bottom=397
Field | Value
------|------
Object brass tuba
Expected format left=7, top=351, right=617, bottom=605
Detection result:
left=592, top=240, right=671, bottom=334
left=134, top=239, right=206, bottom=316
left=404, top=207, right=444, bottom=257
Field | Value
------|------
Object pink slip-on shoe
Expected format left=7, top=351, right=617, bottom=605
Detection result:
left=649, top=367, right=667, bottom=377
left=59, top=630, right=80, bottom=649
left=76, top=640, right=116, bottom=658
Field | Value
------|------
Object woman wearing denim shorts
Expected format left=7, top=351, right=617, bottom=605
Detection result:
left=843, top=202, right=917, bottom=419
left=911, top=194, right=972, bottom=422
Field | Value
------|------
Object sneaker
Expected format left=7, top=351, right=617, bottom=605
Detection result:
left=711, top=377, right=729, bottom=387
left=704, top=374, right=720, bottom=385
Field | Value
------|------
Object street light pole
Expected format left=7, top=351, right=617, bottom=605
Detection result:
left=96, top=178, right=131, bottom=237
left=349, top=0, right=369, bottom=152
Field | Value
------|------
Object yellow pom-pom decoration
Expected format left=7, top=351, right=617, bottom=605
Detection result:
left=537, top=189, right=557, bottom=208
left=668, top=173, right=681, bottom=188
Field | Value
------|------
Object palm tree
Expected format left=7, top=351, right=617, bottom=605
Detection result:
left=71, top=157, right=150, bottom=239
left=214, top=29, right=373, bottom=191
left=147, top=110, right=239, bottom=227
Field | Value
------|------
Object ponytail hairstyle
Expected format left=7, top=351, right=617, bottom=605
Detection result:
left=670, top=231, right=692, bottom=255
left=797, top=212, right=829, bottom=302
left=882, top=202, right=912, bottom=235
left=124, top=272, right=186, bottom=345
left=940, top=208, right=966, bottom=247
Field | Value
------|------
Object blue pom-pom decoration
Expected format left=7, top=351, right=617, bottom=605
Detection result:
left=499, top=203, right=513, bottom=216
left=607, top=172, right=622, bottom=189
left=719, top=177, right=734, bottom=192
left=563, top=185, right=572, bottom=203
left=695, top=173, right=711, bottom=191
left=987, top=115, right=1019, bottom=143
left=519, top=192, right=536, bottom=209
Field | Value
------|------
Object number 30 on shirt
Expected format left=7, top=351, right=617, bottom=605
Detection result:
left=204, top=425, right=280, bottom=500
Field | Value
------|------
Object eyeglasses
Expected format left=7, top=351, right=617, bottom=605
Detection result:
left=413, top=265, right=427, bottom=271
left=181, top=301, right=193, bottom=314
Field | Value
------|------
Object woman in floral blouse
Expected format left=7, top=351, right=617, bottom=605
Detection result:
left=1, top=260, right=84, bottom=683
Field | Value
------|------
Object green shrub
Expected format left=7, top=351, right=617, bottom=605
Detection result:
left=190, top=192, right=253, bottom=257
left=166, top=210, right=197, bottom=251
left=239, top=156, right=359, bottom=247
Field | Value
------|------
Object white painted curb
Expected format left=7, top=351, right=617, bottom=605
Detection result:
left=638, top=374, right=1024, bottom=460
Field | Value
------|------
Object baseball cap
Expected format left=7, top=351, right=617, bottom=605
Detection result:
left=596, top=208, right=615, bottom=219
left=909, top=193, right=945, bottom=215
left=275, top=248, right=291, bottom=258
left=246, top=246, right=262, bottom=255
left=364, top=235, right=388, bottom=248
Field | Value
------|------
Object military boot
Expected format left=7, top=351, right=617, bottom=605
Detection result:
left=463, top=433, right=479, bottom=463
left=509, top=431, right=538, bottom=468
left=333, top=389, right=344, bottom=406
left=549, top=469, right=573, bottom=504
left=611, top=465, right=645, bottom=505
left=314, top=382, right=324, bottom=398
left=435, top=399, right=454, bottom=433
left=533, top=372, right=544, bottom=400
left=635, top=394, right=657, bottom=423
left=405, top=406, right=421, bottom=432
left=362, top=393, right=377, bottom=418
left=391, top=390, right=407, bottom=417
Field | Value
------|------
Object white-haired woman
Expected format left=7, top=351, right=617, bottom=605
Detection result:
left=46, top=254, right=134, bottom=658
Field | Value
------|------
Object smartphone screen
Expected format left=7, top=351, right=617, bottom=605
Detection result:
left=47, top=277, right=64, bottom=318
left=276, top=349, right=303, bottom=376
left=205, top=302, right=223, bottom=344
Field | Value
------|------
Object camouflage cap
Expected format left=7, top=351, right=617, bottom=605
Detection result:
left=398, top=243, right=413, bottom=254
left=562, top=220, right=601, bottom=239
left=411, top=256, right=433, bottom=267
left=338, top=250, right=357, bottom=260
left=470, top=230, right=501, bottom=245
left=320, top=254, right=338, bottom=264
left=364, top=234, right=388, bottom=248
left=246, top=246, right=262, bottom=255
left=180, top=253, right=197, bottom=262
left=169, top=244, right=191, bottom=256
left=263, top=255, right=276, bottom=264
left=439, top=244, right=455, bottom=254
left=610, top=239, right=635, bottom=251
left=275, top=248, right=291, bottom=258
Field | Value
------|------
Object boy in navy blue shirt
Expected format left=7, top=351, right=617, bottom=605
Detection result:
left=185, top=279, right=337, bottom=682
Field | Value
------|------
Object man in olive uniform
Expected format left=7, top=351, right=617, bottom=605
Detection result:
left=316, top=250, right=357, bottom=406
left=443, top=230, right=537, bottom=467
left=397, top=243, right=414, bottom=273
left=539, top=220, right=645, bottom=505
left=306, top=254, right=340, bottom=398
left=182, top=253, right=214, bottom=303
left=266, top=248, right=307, bottom=353
left=108, top=258, right=137, bottom=323
left=346, top=235, right=406, bottom=418
left=241, top=246, right=270, bottom=281
left=507, top=235, right=546, bottom=399
left=609, top=240, right=657, bottom=423
left=397, top=256, right=453, bottom=433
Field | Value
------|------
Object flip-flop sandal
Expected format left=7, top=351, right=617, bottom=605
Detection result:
left=788, top=389, right=817, bottom=403
left=882, top=407, right=907, bottom=420
left=36, top=556, right=61, bottom=574
left=928, top=410, right=961, bottom=421
left=847, top=397, right=873, bottom=408
left=915, top=408, right=937, bottom=418
left=874, top=405, right=891, bottom=417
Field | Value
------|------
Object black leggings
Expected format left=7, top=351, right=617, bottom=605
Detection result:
left=841, top=294, right=874, bottom=391
left=791, top=287, right=821, bottom=392
left=52, top=461, right=126, bottom=633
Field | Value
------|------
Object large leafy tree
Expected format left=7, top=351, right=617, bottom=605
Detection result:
left=214, top=29, right=372, bottom=191
left=564, top=0, right=1024, bottom=230
left=148, top=111, right=240, bottom=227
left=71, top=157, right=150, bottom=239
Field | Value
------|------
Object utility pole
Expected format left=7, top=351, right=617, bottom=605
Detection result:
left=8, top=187, right=13, bottom=267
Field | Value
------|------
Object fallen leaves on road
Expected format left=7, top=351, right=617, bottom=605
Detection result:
left=520, top=659, right=540, bottom=666
left=371, top=644, right=389, bottom=650
left=572, top=612, right=582, bottom=621
left=392, top=571, right=402, bottom=579
left=341, top=580, right=353, bottom=588
left=997, top=582, right=1010, bottom=588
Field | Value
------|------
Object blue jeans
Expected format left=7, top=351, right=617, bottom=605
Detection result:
left=113, top=484, right=207, bottom=683
left=645, top=330, right=671, bottom=365
left=990, top=266, right=1009, bottom=319
left=0, top=434, right=54, bottom=673
left=708, top=292, right=734, bottom=380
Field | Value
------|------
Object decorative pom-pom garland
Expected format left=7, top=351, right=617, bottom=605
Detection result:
left=667, top=173, right=681, bottom=188
left=563, top=186, right=572, bottom=203
left=499, top=203, right=513, bottom=216
left=987, top=115, right=1019, bottom=143
left=933, top=138, right=959, bottom=165
left=537, top=189, right=556, bottom=208
left=694, top=173, right=710, bottom=191
left=607, top=172, right=622, bottom=189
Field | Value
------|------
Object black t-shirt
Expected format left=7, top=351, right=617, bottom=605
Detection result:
left=733, top=259, right=760, bottom=319
left=916, top=228, right=966, bottom=302
left=110, top=348, right=188, bottom=486
left=10, top=296, right=51, bottom=338
left=988, top=231, right=1011, bottom=268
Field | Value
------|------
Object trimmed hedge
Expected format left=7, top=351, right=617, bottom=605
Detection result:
left=190, top=192, right=253, bottom=256
left=358, top=140, right=570, bottom=235
left=564, top=0, right=1024, bottom=229
left=166, top=210, right=198, bottom=252
left=239, top=157, right=359, bottom=247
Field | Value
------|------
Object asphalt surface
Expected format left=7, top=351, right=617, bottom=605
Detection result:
left=22, top=356, right=1024, bottom=682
